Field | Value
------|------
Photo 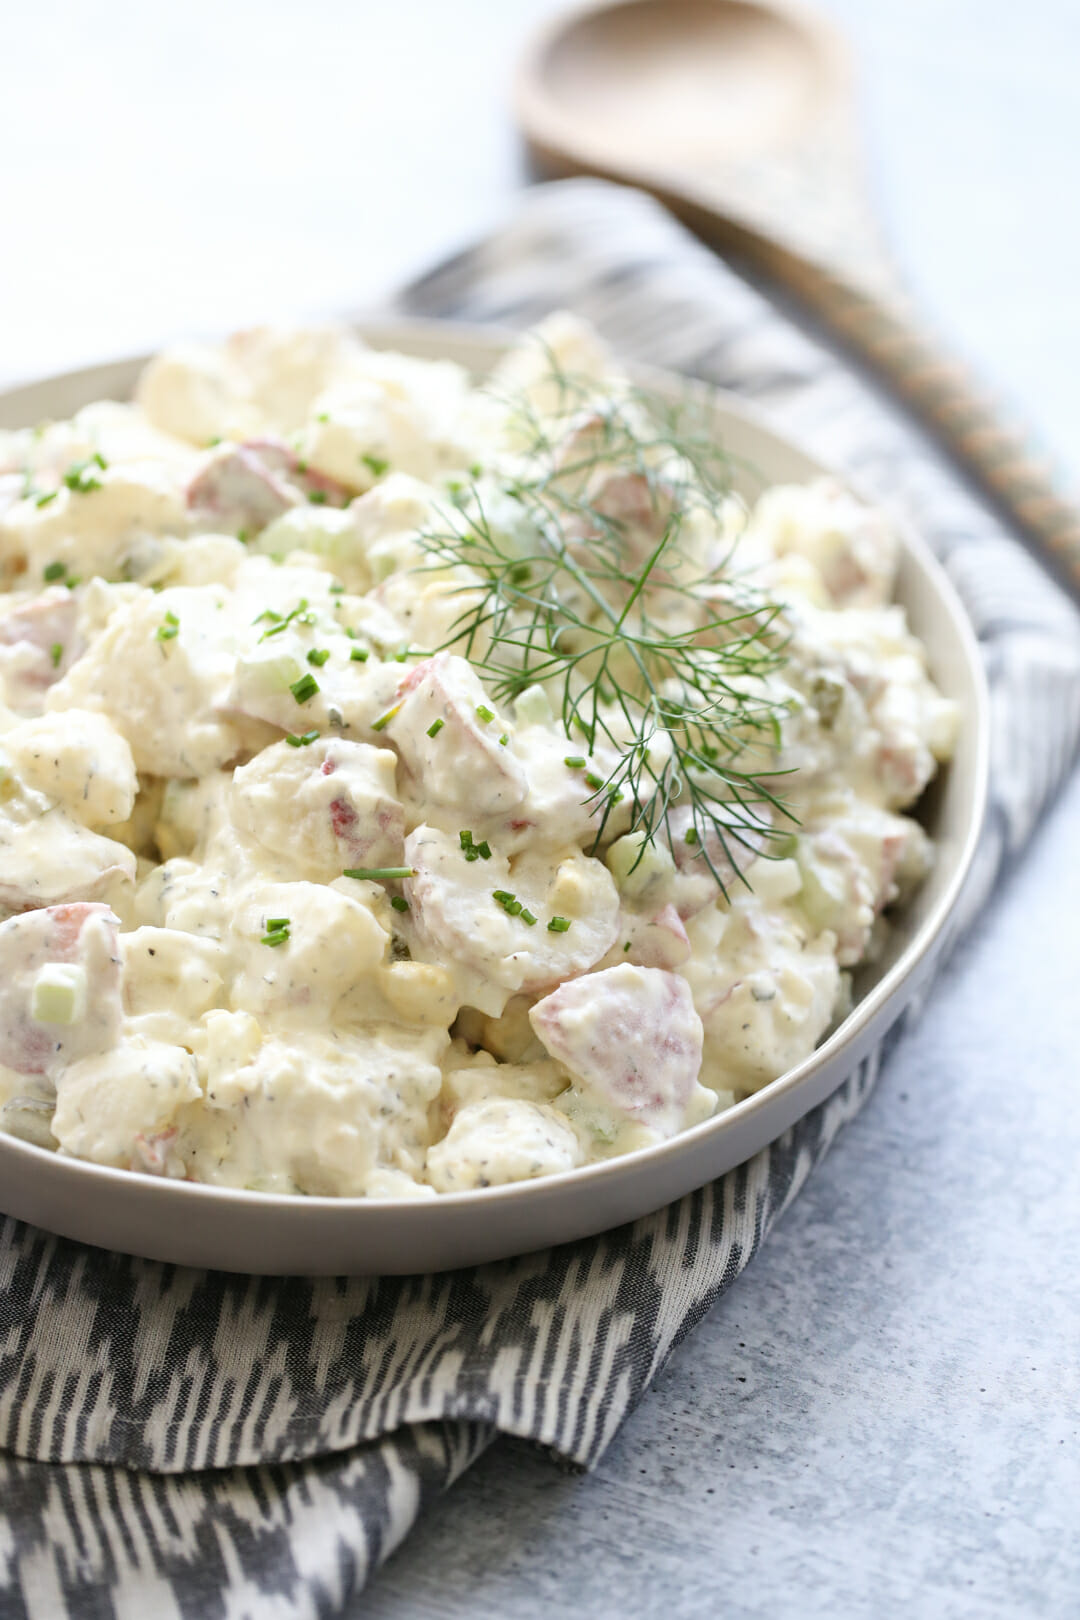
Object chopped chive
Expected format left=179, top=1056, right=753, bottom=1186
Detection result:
left=308, top=489, right=327, bottom=505
left=390, top=895, right=410, bottom=913
left=62, top=457, right=106, bottom=494
left=261, top=923, right=290, bottom=946
left=684, top=827, right=700, bottom=846
left=307, top=647, right=330, bottom=667
left=624, top=941, right=632, bottom=952
left=156, top=617, right=179, bottom=642
left=492, top=889, right=523, bottom=916
left=394, top=644, right=410, bottom=663
left=259, top=598, right=311, bottom=642
left=236, top=529, right=250, bottom=545
left=547, top=915, right=571, bottom=933
left=584, top=772, right=604, bottom=791
left=361, top=453, right=389, bottom=477
left=290, top=673, right=319, bottom=704
left=520, top=908, right=538, bottom=927
left=342, top=866, right=414, bottom=881
left=316, top=411, right=330, bottom=423
left=475, top=704, right=495, bottom=723
left=286, top=729, right=320, bottom=746
left=371, top=703, right=400, bottom=732
left=49, top=642, right=63, bottom=668
left=266, top=916, right=290, bottom=930
left=469, top=462, right=483, bottom=479
left=43, top=561, right=66, bottom=582
left=35, top=490, right=58, bottom=508
left=427, top=717, right=445, bottom=738
left=349, top=646, right=369, bottom=662
left=329, top=582, right=345, bottom=595
left=498, top=733, right=509, bottom=746
left=564, top=756, right=587, bottom=768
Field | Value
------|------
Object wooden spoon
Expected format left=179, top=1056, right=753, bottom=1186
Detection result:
left=517, top=0, right=1080, bottom=583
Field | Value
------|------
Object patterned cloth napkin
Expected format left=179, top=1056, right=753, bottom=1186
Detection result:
left=2, top=180, right=1079, bottom=1618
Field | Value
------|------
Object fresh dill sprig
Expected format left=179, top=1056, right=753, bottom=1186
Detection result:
left=414, top=348, right=795, bottom=890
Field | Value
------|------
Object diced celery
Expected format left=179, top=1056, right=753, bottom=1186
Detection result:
left=30, top=964, right=87, bottom=1026
left=557, top=1087, right=619, bottom=1146
left=795, top=840, right=847, bottom=929
left=605, top=832, right=675, bottom=899
left=748, top=856, right=803, bottom=904
left=252, top=506, right=356, bottom=560
left=513, top=684, right=553, bottom=727
left=235, top=651, right=303, bottom=694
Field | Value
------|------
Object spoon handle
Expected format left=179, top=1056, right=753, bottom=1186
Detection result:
left=525, top=146, right=1080, bottom=594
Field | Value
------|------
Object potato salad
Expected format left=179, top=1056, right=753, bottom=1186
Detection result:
left=0, top=317, right=957, bottom=1198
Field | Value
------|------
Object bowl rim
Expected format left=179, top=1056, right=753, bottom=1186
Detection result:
left=0, top=318, right=990, bottom=1219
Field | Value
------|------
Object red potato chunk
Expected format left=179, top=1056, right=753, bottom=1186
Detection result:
left=0, top=589, right=80, bottom=712
left=612, top=902, right=692, bottom=969
left=186, top=438, right=349, bottom=537
left=403, top=826, right=620, bottom=1017
left=390, top=653, right=528, bottom=821
left=530, top=964, right=705, bottom=1138
left=797, top=804, right=930, bottom=966
left=0, top=903, right=121, bottom=1077
left=229, top=737, right=404, bottom=883
left=665, top=803, right=772, bottom=917
left=0, top=808, right=136, bottom=914
left=751, top=479, right=899, bottom=608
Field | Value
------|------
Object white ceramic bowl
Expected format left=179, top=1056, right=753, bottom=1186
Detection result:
left=0, top=323, right=989, bottom=1274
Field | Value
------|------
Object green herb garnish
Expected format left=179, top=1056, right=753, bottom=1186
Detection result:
left=62, top=453, right=106, bottom=493
left=415, top=353, right=792, bottom=891
left=290, top=673, right=319, bottom=704
left=371, top=704, right=400, bottom=732
left=342, top=866, right=414, bottom=881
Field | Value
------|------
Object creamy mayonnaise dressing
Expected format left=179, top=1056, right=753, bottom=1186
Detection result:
left=0, top=316, right=957, bottom=1196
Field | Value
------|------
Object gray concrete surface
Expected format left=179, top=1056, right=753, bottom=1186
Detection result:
left=2, top=2, right=1077, bottom=1615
